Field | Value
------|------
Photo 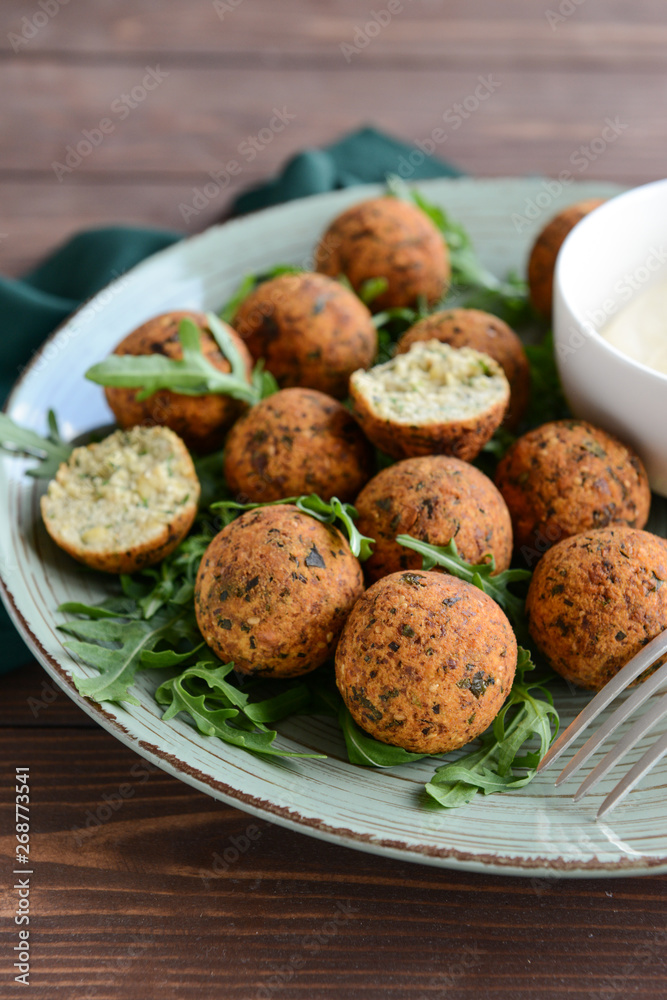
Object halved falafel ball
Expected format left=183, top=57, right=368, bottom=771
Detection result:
left=526, top=527, right=667, bottom=691
left=104, top=310, right=253, bottom=454
left=349, top=340, right=510, bottom=462
left=314, top=196, right=450, bottom=310
left=335, top=570, right=517, bottom=753
left=528, top=199, right=605, bottom=317
left=233, top=272, right=377, bottom=399
left=355, top=456, right=512, bottom=583
left=495, top=420, right=651, bottom=559
left=223, top=387, right=374, bottom=503
left=195, top=505, right=364, bottom=677
left=397, top=308, right=530, bottom=429
left=40, top=426, right=200, bottom=574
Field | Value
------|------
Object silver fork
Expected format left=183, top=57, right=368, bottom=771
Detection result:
left=537, top=628, right=667, bottom=819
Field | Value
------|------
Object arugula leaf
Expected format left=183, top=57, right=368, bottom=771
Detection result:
left=212, top=493, right=374, bottom=560
left=219, top=264, right=304, bottom=324
left=155, top=662, right=324, bottom=758
left=0, top=410, right=72, bottom=478
left=385, top=176, right=533, bottom=328
left=359, top=277, right=389, bottom=305
left=338, top=703, right=430, bottom=767
left=85, top=313, right=261, bottom=405
left=425, top=648, right=559, bottom=808
left=59, top=603, right=198, bottom=705
left=524, top=330, right=570, bottom=425
left=396, top=534, right=531, bottom=642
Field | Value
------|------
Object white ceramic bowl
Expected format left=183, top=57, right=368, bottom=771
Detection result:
left=554, top=178, right=667, bottom=496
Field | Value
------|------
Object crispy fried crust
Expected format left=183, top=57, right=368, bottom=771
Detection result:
left=223, top=387, right=375, bottom=503
left=233, top=272, right=377, bottom=399
left=495, top=419, right=651, bottom=558
left=355, top=455, right=512, bottom=583
left=528, top=199, right=605, bottom=317
left=195, top=505, right=364, bottom=677
left=335, top=570, right=517, bottom=753
left=526, top=527, right=667, bottom=691
left=314, top=197, right=450, bottom=310
left=40, top=427, right=199, bottom=574
left=349, top=377, right=508, bottom=462
left=397, top=308, right=530, bottom=429
left=104, top=310, right=253, bottom=454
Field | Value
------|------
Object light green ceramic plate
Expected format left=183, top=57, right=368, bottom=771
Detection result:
left=3, top=178, right=666, bottom=878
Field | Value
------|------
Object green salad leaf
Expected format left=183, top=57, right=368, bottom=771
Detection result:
left=155, top=661, right=323, bottom=758
left=425, top=648, right=559, bottom=808
left=85, top=312, right=270, bottom=406
left=0, top=410, right=72, bottom=478
left=396, top=534, right=532, bottom=642
left=524, top=329, right=570, bottom=425
left=59, top=602, right=199, bottom=705
left=212, top=493, right=374, bottom=560
left=386, top=175, right=533, bottom=328
left=219, top=264, right=304, bottom=324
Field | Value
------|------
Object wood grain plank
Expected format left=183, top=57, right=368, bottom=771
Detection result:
left=1, top=0, right=667, bottom=71
left=0, top=63, right=659, bottom=178
left=1, top=727, right=666, bottom=1000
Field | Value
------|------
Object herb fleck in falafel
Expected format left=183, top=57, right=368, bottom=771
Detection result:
left=335, top=570, right=517, bottom=753
left=314, top=196, right=450, bottom=310
left=195, top=505, right=364, bottom=677
left=355, top=455, right=512, bottom=583
left=526, top=527, right=667, bottom=691
left=495, top=420, right=650, bottom=560
left=233, top=272, right=377, bottom=399
left=223, top=387, right=374, bottom=503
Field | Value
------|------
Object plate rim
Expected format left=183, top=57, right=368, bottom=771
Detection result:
left=6, top=175, right=665, bottom=880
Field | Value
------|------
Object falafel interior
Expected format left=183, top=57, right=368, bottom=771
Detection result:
left=350, top=340, right=509, bottom=425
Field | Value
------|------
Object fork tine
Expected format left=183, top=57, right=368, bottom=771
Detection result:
left=537, top=629, right=667, bottom=773
left=597, top=729, right=667, bottom=819
left=554, top=660, right=667, bottom=786
left=574, top=690, right=667, bottom=801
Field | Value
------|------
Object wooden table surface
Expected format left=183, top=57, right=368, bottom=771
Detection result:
left=1, top=2, right=666, bottom=997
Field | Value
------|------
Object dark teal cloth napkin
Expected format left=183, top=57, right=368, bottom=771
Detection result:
left=0, top=127, right=460, bottom=674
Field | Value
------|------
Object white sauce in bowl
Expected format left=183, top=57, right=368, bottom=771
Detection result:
left=601, top=276, right=667, bottom=375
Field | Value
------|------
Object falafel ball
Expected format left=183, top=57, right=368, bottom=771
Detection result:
left=495, top=420, right=651, bottom=558
left=195, top=505, right=364, bottom=677
left=397, top=308, right=530, bottom=429
left=223, top=387, right=374, bottom=503
left=233, top=272, right=377, bottom=399
left=355, top=456, right=513, bottom=583
left=528, top=199, right=605, bottom=317
left=314, top=196, right=450, bottom=310
left=349, top=340, right=510, bottom=462
left=335, top=570, right=517, bottom=753
left=526, top=527, right=667, bottom=691
left=104, top=310, right=253, bottom=454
